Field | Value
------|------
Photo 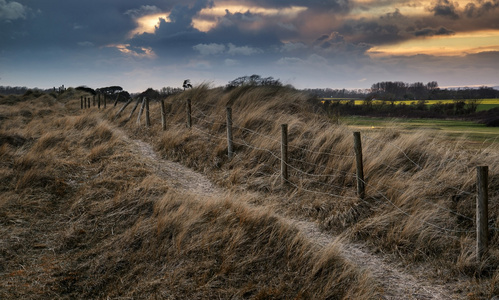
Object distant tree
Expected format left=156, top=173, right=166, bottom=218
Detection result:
left=183, top=80, right=193, bottom=90
left=465, top=98, right=483, bottom=113
left=226, top=74, right=282, bottom=90
left=76, top=86, right=96, bottom=95
left=139, top=88, right=160, bottom=100
left=97, top=86, right=123, bottom=96
left=160, top=86, right=183, bottom=96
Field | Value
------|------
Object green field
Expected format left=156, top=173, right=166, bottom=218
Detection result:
left=322, top=98, right=499, bottom=111
left=342, top=116, right=499, bottom=144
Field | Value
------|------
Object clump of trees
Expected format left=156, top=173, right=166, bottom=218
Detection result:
left=305, top=81, right=499, bottom=101
left=368, top=81, right=498, bottom=101
left=226, top=75, right=282, bottom=90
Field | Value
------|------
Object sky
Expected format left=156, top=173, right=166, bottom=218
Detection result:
left=1, top=0, right=498, bottom=92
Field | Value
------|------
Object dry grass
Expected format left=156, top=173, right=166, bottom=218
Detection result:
left=108, top=84, right=499, bottom=298
left=0, top=90, right=378, bottom=299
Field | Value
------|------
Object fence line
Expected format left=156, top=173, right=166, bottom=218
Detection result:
left=103, top=96, right=494, bottom=258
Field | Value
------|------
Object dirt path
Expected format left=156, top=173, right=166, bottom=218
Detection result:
left=130, top=138, right=458, bottom=299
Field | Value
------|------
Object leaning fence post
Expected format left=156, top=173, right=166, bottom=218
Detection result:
left=137, top=97, right=146, bottom=125
left=186, top=99, right=192, bottom=128
left=226, top=107, right=234, bottom=159
left=281, top=124, right=289, bottom=185
left=160, top=99, right=167, bottom=131
left=126, top=98, right=141, bottom=123
left=477, top=166, right=489, bottom=262
left=353, top=132, right=365, bottom=199
left=114, top=98, right=133, bottom=121
left=145, top=97, right=151, bottom=127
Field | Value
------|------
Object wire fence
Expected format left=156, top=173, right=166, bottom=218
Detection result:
left=101, top=97, right=497, bottom=240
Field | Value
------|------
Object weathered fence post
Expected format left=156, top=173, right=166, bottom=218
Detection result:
left=104, top=95, right=107, bottom=108
left=226, top=106, right=234, bottom=159
left=98, top=94, right=101, bottom=109
left=137, top=97, right=146, bottom=125
left=186, top=99, right=192, bottom=128
left=281, top=124, right=289, bottom=185
left=126, top=98, right=141, bottom=123
left=477, top=166, right=489, bottom=262
left=114, top=98, right=133, bottom=121
left=86, top=97, right=90, bottom=109
left=80, top=96, right=83, bottom=109
left=160, top=99, right=167, bottom=131
left=353, top=132, right=365, bottom=199
left=145, top=97, right=151, bottom=127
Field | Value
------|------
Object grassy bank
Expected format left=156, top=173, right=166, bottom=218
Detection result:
left=110, top=84, right=499, bottom=298
left=0, top=91, right=376, bottom=298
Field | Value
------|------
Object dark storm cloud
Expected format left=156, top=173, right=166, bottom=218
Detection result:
left=0, top=0, right=212, bottom=51
left=464, top=0, right=499, bottom=18
left=312, top=32, right=371, bottom=59
left=413, top=26, right=455, bottom=37
left=244, top=0, right=351, bottom=12
left=427, top=0, right=460, bottom=19
left=207, top=10, right=283, bottom=47
left=127, top=0, right=217, bottom=60
left=340, top=20, right=403, bottom=45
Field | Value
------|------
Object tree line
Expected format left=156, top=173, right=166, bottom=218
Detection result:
left=305, top=81, right=499, bottom=100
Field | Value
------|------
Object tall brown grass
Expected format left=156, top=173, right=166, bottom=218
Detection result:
left=110, top=84, right=498, bottom=298
left=1, top=90, right=378, bottom=299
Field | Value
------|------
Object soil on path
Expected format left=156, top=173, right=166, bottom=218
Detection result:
left=130, top=137, right=459, bottom=300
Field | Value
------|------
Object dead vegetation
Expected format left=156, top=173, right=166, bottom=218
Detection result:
left=110, top=84, right=499, bottom=298
left=1, top=90, right=377, bottom=299
left=1, top=84, right=498, bottom=298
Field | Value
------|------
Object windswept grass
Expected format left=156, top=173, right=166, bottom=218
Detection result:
left=110, top=84, right=499, bottom=298
left=1, top=90, right=377, bottom=299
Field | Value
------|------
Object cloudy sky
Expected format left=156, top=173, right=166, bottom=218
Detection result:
left=1, top=0, right=498, bottom=92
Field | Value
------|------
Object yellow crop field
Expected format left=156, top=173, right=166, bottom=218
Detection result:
left=322, top=98, right=499, bottom=111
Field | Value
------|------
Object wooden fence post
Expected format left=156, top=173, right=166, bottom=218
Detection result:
left=145, top=97, right=151, bottom=127
left=104, top=95, right=107, bottom=108
left=477, top=166, right=489, bottom=262
left=353, top=132, right=365, bottom=199
left=114, top=99, right=133, bottom=120
left=126, top=98, right=141, bottom=122
left=186, top=99, right=192, bottom=128
left=93, top=95, right=95, bottom=107
left=80, top=96, right=83, bottom=109
left=98, top=94, right=101, bottom=109
left=281, top=124, right=289, bottom=185
left=226, top=107, right=234, bottom=159
left=137, top=97, right=146, bottom=125
left=160, top=99, right=167, bottom=131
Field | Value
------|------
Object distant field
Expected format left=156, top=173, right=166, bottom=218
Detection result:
left=322, top=98, right=499, bottom=111
left=342, top=116, right=499, bottom=144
